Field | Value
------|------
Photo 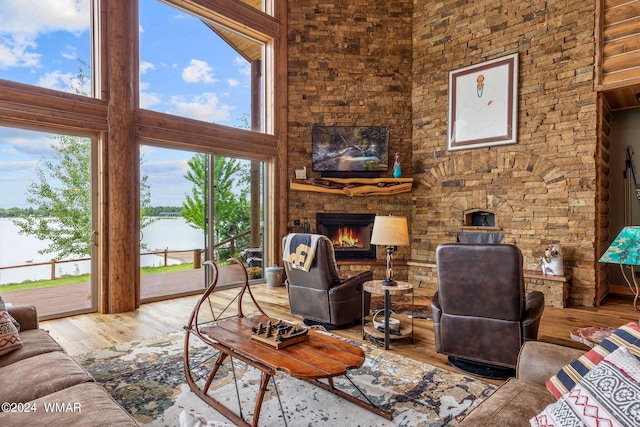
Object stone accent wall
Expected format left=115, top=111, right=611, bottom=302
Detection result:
left=526, top=275, right=569, bottom=309
left=287, top=1, right=414, bottom=265
left=337, top=262, right=408, bottom=283
left=288, top=0, right=600, bottom=307
left=411, top=0, right=598, bottom=306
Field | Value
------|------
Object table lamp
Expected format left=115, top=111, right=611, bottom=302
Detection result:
left=599, top=226, right=640, bottom=311
left=370, top=215, right=409, bottom=286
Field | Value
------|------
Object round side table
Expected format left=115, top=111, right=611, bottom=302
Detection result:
left=362, top=280, right=414, bottom=350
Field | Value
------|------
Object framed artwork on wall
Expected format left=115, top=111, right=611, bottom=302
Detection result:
left=447, top=52, right=519, bottom=151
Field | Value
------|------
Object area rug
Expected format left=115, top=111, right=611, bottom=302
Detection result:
left=75, top=330, right=495, bottom=427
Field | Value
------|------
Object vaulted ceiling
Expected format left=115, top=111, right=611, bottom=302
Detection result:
left=204, top=0, right=264, bottom=62
left=205, top=21, right=262, bottom=62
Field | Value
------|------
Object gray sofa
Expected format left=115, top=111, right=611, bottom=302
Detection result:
left=459, top=340, right=585, bottom=426
left=0, top=305, right=137, bottom=426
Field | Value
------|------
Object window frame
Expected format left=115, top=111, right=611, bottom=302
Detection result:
left=0, top=0, right=287, bottom=314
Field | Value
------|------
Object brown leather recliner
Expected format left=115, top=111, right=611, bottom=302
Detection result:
left=283, top=234, right=372, bottom=329
left=431, top=243, right=545, bottom=378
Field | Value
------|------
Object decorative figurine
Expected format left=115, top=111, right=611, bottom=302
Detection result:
left=393, top=152, right=402, bottom=178
left=541, top=244, right=564, bottom=276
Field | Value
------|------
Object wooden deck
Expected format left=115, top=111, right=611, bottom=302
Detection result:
left=1, top=269, right=208, bottom=319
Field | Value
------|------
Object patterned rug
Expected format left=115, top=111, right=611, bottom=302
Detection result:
left=75, top=330, right=495, bottom=427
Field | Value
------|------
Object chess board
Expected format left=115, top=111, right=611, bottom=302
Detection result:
left=250, top=320, right=310, bottom=349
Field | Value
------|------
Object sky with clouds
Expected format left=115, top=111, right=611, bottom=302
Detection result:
left=0, top=0, right=254, bottom=208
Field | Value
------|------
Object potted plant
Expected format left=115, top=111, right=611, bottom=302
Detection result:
left=247, top=266, right=262, bottom=279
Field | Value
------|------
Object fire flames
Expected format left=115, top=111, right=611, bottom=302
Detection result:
left=331, top=226, right=364, bottom=248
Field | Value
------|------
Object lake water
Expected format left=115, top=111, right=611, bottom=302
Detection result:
left=0, top=217, right=204, bottom=285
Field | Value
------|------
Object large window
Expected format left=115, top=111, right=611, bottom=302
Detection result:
left=0, top=1, right=93, bottom=97
left=139, top=0, right=265, bottom=131
left=0, top=0, right=283, bottom=314
left=0, top=126, right=97, bottom=319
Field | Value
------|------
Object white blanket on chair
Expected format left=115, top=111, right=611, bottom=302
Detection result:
left=283, top=233, right=322, bottom=272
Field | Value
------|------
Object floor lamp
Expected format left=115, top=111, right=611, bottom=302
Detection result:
left=370, top=215, right=409, bottom=286
left=599, top=226, right=640, bottom=311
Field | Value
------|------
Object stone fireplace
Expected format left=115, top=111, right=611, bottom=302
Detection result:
left=316, top=213, right=376, bottom=260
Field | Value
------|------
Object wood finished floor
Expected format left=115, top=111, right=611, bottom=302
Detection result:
left=41, top=284, right=640, bottom=386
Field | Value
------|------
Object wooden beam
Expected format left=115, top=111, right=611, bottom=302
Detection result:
left=274, top=0, right=288, bottom=267
left=174, top=0, right=279, bottom=40
left=105, top=0, right=140, bottom=313
left=135, top=109, right=278, bottom=158
left=0, top=79, right=107, bottom=133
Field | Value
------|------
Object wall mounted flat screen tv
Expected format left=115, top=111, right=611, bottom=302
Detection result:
left=311, top=126, right=390, bottom=174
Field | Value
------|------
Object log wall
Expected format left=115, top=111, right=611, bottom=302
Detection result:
left=597, top=0, right=640, bottom=88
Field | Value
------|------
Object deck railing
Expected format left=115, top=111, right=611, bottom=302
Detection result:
left=0, top=230, right=257, bottom=285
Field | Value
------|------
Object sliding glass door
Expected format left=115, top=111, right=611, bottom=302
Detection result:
left=139, top=145, right=264, bottom=301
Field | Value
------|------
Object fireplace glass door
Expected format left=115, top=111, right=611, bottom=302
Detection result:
left=316, top=213, right=376, bottom=260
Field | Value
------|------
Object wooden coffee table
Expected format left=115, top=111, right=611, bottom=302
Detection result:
left=185, top=314, right=392, bottom=427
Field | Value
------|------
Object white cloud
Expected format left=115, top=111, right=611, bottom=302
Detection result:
left=3, top=133, right=55, bottom=156
left=0, top=34, right=41, bottom=69
left=61, top=46, right=77, bottom=60
left=140, top=146, right=158, bottom=156
left=168, top=93, right=233, bottom=123
left=224, top=56, right=250, bottom=90
left=0, top=0, right=90, bottom=36
left=142, top=157, right=194, bottom=207
left=234, top=56, right=251, bottom=77
left=182, top=59, right=216, bottom=84
left=0, top=160, right=40, bottom=174
left=145, top=159, right=189, bottom=177
left=143, top=159, right=192, bottom=203
left=0, top=0, right=90, bottom=69
left=140, top=91, right=162, bottom=109
left=139, top=75, right=161, bottom=109
left=37, top=70, right=75, bottom=90
left=140, top=61, right=155, bottom=74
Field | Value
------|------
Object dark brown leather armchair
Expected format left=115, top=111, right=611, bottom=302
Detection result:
left=431, top=243, right=545, bottom=379
left=283, top=234, right=372, bottom=329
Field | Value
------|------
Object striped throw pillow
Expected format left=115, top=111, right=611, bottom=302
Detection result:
left=546, top=321, right=640, bottom=398
left=533, top=346, right=640, bottom=426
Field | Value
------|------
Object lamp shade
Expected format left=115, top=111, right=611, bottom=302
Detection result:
left=599, top=226, right=640, bottom=265
left=370, top=215, right=409, bottom=246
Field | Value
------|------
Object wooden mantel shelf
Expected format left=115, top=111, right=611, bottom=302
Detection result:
left=290, top=177, right=413, bottom=197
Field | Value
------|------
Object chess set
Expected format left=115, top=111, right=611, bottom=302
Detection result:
left=250, top=319, right=310, bottom=349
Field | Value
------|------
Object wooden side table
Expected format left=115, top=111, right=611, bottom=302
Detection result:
left=362, top=280, right=414, bottom=350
